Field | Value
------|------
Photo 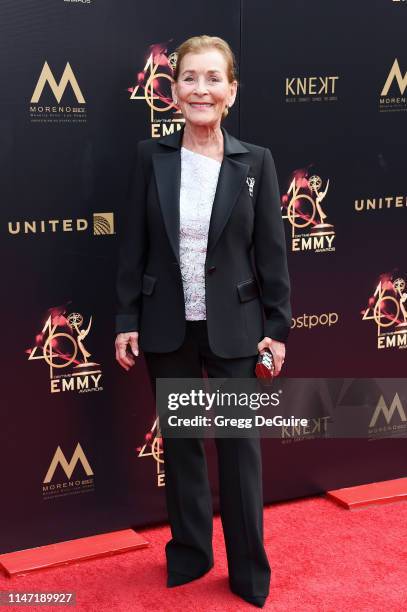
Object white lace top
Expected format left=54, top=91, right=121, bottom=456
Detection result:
left=179, top=146, right=222, bottom=320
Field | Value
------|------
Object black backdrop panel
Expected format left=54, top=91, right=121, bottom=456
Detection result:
left=240, top=0, right=407, bottom=498
left=0, top=0, right=405, bottom=554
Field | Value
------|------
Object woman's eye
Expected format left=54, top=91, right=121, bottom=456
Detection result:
left=183, top=77, right=220, bottom=82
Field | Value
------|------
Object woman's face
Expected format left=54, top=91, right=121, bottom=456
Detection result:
left=172, top=49, right=237, bottom=127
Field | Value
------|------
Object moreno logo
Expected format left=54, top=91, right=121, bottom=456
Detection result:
left=43, top=442, right=93, bottom=483
left=369, top=393, right=407, bottom=428
left=381, top=59, right=407, bottom=96
left=31, top=61, right=85, bottom=104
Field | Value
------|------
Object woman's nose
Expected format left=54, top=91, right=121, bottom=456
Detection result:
left=194, top=78, right=209, bottom=94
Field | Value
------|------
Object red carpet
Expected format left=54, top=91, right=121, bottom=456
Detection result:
left=1, top=494, right=406, bottom=611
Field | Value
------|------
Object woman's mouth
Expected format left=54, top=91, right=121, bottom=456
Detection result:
left=189, top=103, right=214, bottom=109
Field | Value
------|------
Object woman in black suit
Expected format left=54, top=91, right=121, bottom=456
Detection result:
left=115, top=35, right=291, bottom=608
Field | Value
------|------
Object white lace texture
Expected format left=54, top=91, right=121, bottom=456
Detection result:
left=179, top=146, right=221, bottom=320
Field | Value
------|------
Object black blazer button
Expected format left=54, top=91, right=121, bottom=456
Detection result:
left=207, top=266, right=216, bottom=274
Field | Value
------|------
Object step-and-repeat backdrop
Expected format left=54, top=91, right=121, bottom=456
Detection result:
left=1, top=0, right=405, bottom=553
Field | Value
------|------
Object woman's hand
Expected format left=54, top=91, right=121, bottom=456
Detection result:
left=115, top=332, right=139, bottom=371
left=257, top=336, right=286, bottom=376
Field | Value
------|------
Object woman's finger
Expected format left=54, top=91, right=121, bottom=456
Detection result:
left=257, top=340, right=268, bottom=353
left=273, top=356, right=282, bottom=376
left=129, top=335, right=139, bottom=357
left=116, top=340, right=135, bottom=370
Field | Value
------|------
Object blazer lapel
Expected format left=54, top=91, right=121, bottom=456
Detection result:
left=152, top=124, right=250, bottom=266
left=152, top=150, right=181, bottom=266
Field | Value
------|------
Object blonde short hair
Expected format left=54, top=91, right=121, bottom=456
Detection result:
left=173, top=35, right=238, bottom=120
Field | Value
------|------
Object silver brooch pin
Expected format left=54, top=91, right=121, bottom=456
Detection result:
left=246, top=176, right=255, bottom=197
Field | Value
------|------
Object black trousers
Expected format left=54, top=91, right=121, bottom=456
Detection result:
left=143, top=320, right=271, bottom=597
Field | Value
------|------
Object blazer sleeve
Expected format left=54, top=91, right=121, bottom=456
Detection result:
left=115, top=140, right=148, bottom=334
left=253, top=147, right=292, bottom=343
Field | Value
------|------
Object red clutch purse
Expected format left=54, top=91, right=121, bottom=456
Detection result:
left=255, top=348, right=275, bottom=384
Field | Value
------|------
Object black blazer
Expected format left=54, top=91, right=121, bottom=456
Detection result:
left=115, top=124, right=292, bottom=358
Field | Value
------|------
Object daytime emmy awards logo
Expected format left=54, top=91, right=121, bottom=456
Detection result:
left=361, top=273, right=407, bottom=350
left=137, top=418, right=165, bottom=487
left=281, top=169, right=335, bottom=253
left=27, top=305, right=103, bottom=393
left=128, top=41, right=184, bottom=137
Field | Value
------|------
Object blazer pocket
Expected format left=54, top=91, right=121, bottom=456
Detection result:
left=236, top=277, right=260, bottom=303
left=141, top=273, right=157, bottom=296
